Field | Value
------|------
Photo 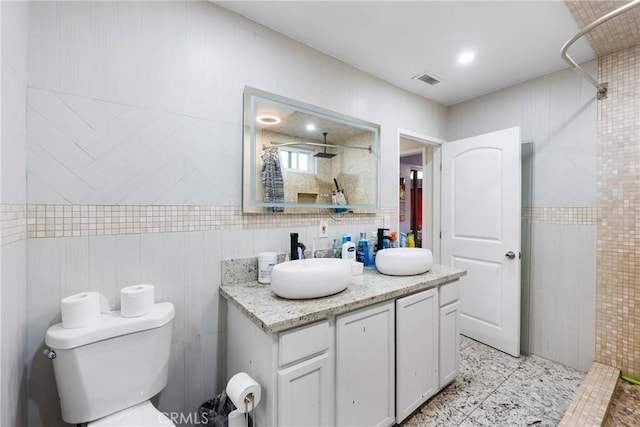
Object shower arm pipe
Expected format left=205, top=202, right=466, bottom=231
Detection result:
left=560, top=0, right=640, bottom=100
left=267, top=140, right=373, bottom=153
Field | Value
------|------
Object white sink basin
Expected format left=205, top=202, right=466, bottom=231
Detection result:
left=271, top=258, right=352, bottom=299
left=375, top=248, right=434, bottom=276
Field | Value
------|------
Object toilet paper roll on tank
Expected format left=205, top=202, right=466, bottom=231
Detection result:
left=120, top=284, right=155, bottom=317
left=59, top=284, right=157, bottom=329
left=60, top=292, right=111, bottom=329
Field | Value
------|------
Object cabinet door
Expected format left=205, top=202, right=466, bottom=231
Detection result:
left=396, top=288, right=439, bottom=423
left=336, top=301, right=395, bottom=427
left=278, top=352, right=332, bottom=427
left=439, top=301, right=460, bottom=388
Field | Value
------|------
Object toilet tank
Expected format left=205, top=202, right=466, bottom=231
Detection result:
left=45, top=302, right=175, bottom=424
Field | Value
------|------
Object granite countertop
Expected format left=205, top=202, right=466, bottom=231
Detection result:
left=220, top=264, right=466, bottom=334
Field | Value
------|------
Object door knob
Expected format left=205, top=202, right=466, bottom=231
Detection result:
left=505, top=251, right=516, bottom=259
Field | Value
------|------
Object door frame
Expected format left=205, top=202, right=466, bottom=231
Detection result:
left=398, top=129, right=444, bottom=263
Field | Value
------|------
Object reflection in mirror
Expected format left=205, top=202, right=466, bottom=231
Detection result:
left=243, top=87, right=380, bottom=214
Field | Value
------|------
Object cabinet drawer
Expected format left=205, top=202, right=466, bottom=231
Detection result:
left=279, top=320, right=329, bottom=367
left=439, top=280, right=460, bottom=307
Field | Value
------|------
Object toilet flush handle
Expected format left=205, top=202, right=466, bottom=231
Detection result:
left=43, top=348, right=56, bottom=359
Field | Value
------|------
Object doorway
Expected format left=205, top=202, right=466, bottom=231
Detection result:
left=398, top=131, right=442, bottom=261
left=399, top=156, right=423, bottom=247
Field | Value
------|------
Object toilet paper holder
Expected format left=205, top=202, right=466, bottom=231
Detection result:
left=242, top=393, right=255, bottom=427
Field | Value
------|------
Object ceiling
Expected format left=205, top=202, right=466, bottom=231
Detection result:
left=216, top=1, right=597, bottom=106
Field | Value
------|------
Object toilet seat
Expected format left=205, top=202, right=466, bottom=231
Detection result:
left=88, top=401, right=174, bottom=426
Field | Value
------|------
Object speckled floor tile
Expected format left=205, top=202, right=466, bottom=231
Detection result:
left=496, top=359, right=581, bottom=419
left=604, top=379, right=640, bottom=427
left=401, top=336, right=586, bottom=426
left=460, top=339, right=523, bottom=388
left=458, top=390, right=559, bottom=427
left=400, top=371, right=494, bottom=426
left=460, top=334, right=474, bottom=351
left=521, top=355, right=586, bottom=392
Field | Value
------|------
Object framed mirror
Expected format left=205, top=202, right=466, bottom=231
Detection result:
left=243, top=87, right=380, bottom=214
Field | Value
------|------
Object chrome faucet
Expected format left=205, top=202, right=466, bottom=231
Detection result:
left=290, top=233, right=306, bottom=260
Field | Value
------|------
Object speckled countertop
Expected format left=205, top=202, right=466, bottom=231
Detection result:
left=220, top=264, right=466, bottom=334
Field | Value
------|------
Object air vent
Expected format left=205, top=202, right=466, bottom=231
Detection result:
left=414, top=73, right=441, bottom=85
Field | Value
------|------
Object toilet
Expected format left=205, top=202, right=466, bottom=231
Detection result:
left=45, top=302, right=175, bottom=426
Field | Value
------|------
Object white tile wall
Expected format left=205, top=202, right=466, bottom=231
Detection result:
left=27, top=1, right=446, bottom=210
left=1, top=241, right=27, bottom=426
left=529, top=224, right=596, bottom=372
left=2, top=2, right=29, bottom=426
left=447, top=62, right=598, bottom=208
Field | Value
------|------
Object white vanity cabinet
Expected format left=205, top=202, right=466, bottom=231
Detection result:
left=438, top=281, right=461, bottom=388
left=395, top=288, right=439, bottom=423
left=226, top=306, right=334, bottom=427
left=336, top=301, right=395, bottom=427
left=277, top=321, right=334, bottom=426
left=223, top=269, right=464, bottom=427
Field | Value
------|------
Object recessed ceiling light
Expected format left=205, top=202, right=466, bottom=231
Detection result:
left=306, top=123, right=316, bottom=131
left=256, top=113, right=281, bottom=125
left=457, top=51, right=475, bottom=65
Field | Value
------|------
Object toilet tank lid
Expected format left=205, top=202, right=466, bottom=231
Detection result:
left=45, top=302, right=175, bottom=350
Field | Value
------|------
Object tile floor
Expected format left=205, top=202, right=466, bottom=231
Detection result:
left=402, top=335, right=586, bottom=426
left=605, top=379, right=640, bottom=426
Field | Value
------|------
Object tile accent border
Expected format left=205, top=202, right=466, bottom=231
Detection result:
left=17, top=204, right=393, bottom=239
left=2, top=204, right=598, bottom=243
left=0, top=204, right=27, bottom=245
left=559, top=362, right=619, bottom=427
left=522, top=207, right=598, bottom=225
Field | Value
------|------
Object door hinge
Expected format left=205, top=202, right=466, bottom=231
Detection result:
left=439, top=231, right=442, bottom=239
left=440, top=163, right=442, bottom=171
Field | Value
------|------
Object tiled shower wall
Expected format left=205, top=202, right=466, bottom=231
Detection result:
left=13, top=2, right=446, bottom=426
left=595, top=43, right=640, bottom=379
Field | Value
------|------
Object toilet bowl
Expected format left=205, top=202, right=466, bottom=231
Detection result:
left=45, top=302, right=175, bottom=426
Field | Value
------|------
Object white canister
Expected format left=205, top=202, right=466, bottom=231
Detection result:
left=258, top=252, right=278, bottom=284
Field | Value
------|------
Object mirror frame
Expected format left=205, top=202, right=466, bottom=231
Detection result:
left=242, top=87, right=381, bottom=214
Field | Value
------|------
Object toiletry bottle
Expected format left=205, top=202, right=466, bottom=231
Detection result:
left=356, top=232, right=370, bottom=266
left=258, top=252, right=278, bottom=284
left=400, top=232, right=407, bottom=248
left=342, top=235, right=356, bottom=262
left=407, top=233, right=415, bottom=247
left=369, top=231, right=377, bottom=261
left=332, top=238, right=341, bottom=258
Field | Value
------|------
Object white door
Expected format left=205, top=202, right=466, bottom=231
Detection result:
left=441, top=127, right=521, bottom=357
